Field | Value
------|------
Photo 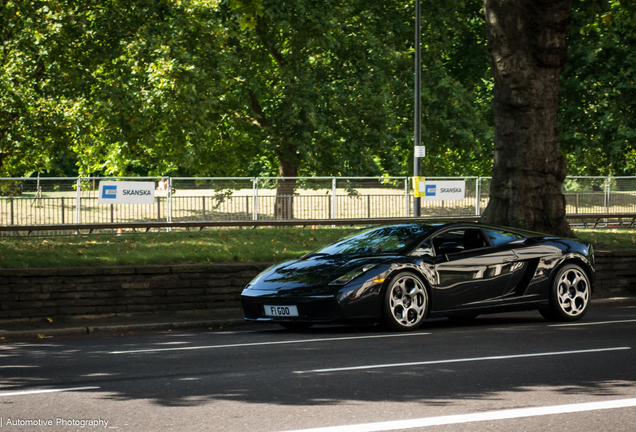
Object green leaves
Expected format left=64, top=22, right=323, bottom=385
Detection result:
left=0, top=0, right=499, bottom=179
left=560, top=0, right=636, bottom=176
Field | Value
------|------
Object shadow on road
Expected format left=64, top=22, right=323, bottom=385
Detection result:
left=1, top=310, right=635, bottom=408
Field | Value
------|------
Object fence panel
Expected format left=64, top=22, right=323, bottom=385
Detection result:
left=2, top=176, right=636, bottom=235
left=170, top=178, right=254, bottom=222
left=78, top=177, right=163, bottom=224
left=610, top=178, right=636, bottom=214
left=562, top=177, right=607, bottom=214
left=413, top=177, right=481, bottom=217
left=0, top=178, right=78, bottom=227
left=257, top=178, right=334, bottom=220
left=335, top=178, right=407, bottom=219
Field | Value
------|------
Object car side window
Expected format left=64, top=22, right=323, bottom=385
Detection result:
left=412, top=239, right=434, bottom=257
left=432, top=229, right=488, bottom=255
left=485, top=229, right=525, bottom=246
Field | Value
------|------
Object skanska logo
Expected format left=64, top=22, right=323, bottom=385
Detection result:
left=101, top=185, right=117, bottom=199
left=122, top=189, right=151, bottom=196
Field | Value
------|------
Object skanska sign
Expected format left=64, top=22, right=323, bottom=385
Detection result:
left=98, top=181, right=155, bottom=205
left=420, top=180, right=466, bottom=201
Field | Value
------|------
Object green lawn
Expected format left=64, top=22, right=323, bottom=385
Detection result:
left=0, top=227, right=633, bottom=269
left=0, top=228, right=352, bottom=268
left=575, top=228, right=636, bottom=251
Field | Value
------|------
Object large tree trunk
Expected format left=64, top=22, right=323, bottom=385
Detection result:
left=480, top=0, right=573, bottom=236
left=274, top=146, right=299, bottom=220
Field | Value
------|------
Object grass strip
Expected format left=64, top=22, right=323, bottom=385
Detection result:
left=575, top=228, right=636, bottom=251
left=0, top=227, right=633, bottom=269
left=0, top=227, right=352, bottom=268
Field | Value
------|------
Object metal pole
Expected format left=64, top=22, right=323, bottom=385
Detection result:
left=404, top=178, right=409, bottom=217
left=76, top=178, right=81, bottom=223
left=413, top=0, right=422, bottom=217
left=253, top=178, right=258, bottom=221
left=605, top=176, right=610, bottom=214
left=331, top=177, right=336, bottom=220
left=475, top=177, right=481, bottom=216
left=167, top=177, right=173, bottom=231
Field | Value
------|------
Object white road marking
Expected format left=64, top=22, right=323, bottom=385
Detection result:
left=0, top=386, right=100, bottom=397
left=293, top=346, right=631, bottom=374
left=273, top=398, right=636, bottom=432
left=550, top=319, right=636, bottom=327
left=110, top=332, right=431, bottom=354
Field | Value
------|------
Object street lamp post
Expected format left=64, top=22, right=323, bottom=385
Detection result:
left=413, top=0, right=422, bottom=217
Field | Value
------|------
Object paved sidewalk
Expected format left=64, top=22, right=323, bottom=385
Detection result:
left=1, top=297, right=635, bottom=340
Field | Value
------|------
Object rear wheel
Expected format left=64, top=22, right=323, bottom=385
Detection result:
left=382, top=272, right=429, bottom=331
left=540, top=264, right=591, bottom=322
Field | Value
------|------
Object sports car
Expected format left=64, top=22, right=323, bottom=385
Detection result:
left=241, top=222, right=595, bottom=331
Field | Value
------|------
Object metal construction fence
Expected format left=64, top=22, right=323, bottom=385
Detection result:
left=0, top=176, right=634, bottom=234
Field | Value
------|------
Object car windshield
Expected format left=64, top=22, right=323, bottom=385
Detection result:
left=315, top=225, right=435, bottom=255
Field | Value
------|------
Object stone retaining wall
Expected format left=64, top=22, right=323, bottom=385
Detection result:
left=0, top=263, right=272, bottom=321
left=0, top=251, right=634, bottom=321
left=594, top=250, right=636, bottom=298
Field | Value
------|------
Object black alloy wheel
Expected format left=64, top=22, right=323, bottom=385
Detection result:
left=540, top=263, right=591, bottom=322
left=383, top=272, right=429, bottom=331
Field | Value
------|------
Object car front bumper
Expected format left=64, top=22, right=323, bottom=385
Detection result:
left=241, top=292, right=344, bottom=323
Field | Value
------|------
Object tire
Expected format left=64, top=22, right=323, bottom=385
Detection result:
left=279, top=322, right=313, bottom=331
left=540, top=264, right=591, bottom=322
left=382, top=272, right=429, bottom=331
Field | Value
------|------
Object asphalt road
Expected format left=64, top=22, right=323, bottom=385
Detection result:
left=1, top=304, right=635, bottom=432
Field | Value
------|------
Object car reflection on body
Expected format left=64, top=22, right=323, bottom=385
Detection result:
left=241, top=222, right=595, bottom=331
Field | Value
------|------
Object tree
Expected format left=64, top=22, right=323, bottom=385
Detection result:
left=0, top=0, right=82, bottom=175
left=480, top=0, right=573, bottom=236
left=223, top=0, right=495, bottom=218
left=218, top=0, right=412, bottom=218
left=560, top=0, right=636, bottom=176
left=2, top=0, right=498, bottom=203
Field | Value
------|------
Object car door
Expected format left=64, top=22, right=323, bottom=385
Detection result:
left=482, top=228, right=564, bottom=304
left=430, top=228, right=520, bottom=311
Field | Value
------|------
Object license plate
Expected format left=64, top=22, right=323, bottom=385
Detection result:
left=264, top=305, right=299, bottom=317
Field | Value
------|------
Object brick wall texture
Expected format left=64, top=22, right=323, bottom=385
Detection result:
left=594, top=250, right=636, bottom=298
left=0, top=251, right=634, bottom=321
left=0, top=262, right=272, bottom=320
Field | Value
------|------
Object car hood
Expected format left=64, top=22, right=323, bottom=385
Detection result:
left=249, top=254, right=397, bottom=293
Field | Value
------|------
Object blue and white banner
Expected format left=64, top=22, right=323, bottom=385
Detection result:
left=97, top=181, right=155, bottom=205
left=420, top=180, right=465, bottom=201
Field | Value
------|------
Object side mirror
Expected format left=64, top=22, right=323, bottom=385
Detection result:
left=438, top=242, right=465, bottom=255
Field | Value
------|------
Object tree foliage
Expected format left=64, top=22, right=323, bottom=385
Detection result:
left=0, top=0, right=82, bottom=175
left=1, top=0, right=493, bottom=179
left=1, top=0, right=632, bottom=183
left=560, top=0, right=636, bottom=176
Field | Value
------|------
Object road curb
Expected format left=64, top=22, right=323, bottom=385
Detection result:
left=590, top=297, right=636, bottom=308
left=0, top=318, right=247, bottom=339
left=1, top=297, right=634, bottom=340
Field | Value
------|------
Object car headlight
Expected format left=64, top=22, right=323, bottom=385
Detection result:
left=329, top=264, right=378, bottom=285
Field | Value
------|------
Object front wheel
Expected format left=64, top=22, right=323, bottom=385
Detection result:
left=382, top=272, right=429, bottom=331
left=540, top=264, right=591, bottom=322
